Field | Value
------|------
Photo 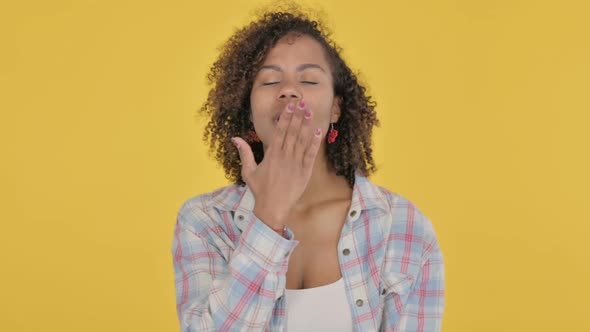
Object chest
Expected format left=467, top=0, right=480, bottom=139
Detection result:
left=285, top=203, right=350, bottom=290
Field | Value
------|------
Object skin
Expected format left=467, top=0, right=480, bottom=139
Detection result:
left=232, top=32, right=351, bottom=225
left=232, top=34, right=353, bottom=288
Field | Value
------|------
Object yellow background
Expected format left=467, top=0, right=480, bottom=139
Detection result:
left=2, top=0, right=589, bottom=331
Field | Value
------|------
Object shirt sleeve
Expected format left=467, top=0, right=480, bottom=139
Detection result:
left=171, top=199, right=299, bottom=332
left=381, top=213, right=445, bottom=332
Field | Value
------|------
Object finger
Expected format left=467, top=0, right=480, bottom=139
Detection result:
left=283, top=100, right=306, bottom=154
left=302, top=127, right=323, bottom=170
left=270, top=102, right=295, bottom=153
left=231, top=137, right=257, bottom=177
left=293, top=106, right=313, bottom=159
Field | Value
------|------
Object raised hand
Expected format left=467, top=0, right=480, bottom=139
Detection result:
left=231, top=100, right=323, bottom=230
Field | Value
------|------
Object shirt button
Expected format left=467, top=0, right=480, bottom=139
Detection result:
left=349, top=210, right=357, bottom=218
left=356, top=299, right=364, bottom=307
left=237, top=214, right=244, bottom=221
left=342, top=248, right=350, bottom=256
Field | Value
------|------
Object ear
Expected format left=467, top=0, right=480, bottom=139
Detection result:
left=330, top=96, right=342, bottom=122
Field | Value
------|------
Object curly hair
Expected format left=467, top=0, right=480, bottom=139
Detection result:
left=198, top=3, right=379, bottom=188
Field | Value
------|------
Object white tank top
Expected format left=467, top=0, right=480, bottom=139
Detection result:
left=284, top=278, right=354, bottom=332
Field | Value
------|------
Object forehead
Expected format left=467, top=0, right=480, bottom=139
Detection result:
left=262, top=34, right=330, bottom=69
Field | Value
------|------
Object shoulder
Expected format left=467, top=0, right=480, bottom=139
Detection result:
left=364, top=179, right=440, bottom=261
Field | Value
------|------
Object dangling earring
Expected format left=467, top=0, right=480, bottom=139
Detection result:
left=246, top=130, right=261, bottom=143
left=327, top=122, right=339, bottom=144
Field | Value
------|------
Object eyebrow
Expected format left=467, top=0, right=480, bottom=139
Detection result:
left=258, top=63, right=326, bottom=73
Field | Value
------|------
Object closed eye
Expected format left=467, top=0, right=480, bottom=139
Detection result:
left=262, top=81, right=318, bottom=86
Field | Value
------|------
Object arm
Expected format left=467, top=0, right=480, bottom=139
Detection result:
left=381, top=215, right=445, bottom=331
left=172, top=200, right=298, bottom=332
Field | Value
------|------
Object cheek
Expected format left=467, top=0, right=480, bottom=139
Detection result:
left=249, top=95, right=273, bottom=132
left=312, top=97, right=335, bottom=120
left=249, top=92, right=264, bottom=121
left=250, top=88, right=272, bottom=112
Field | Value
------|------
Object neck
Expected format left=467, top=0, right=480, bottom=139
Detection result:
left=292, top=147, right=352, bottom=212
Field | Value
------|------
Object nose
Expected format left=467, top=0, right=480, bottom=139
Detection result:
left=277, top=81, right=302, bottom=104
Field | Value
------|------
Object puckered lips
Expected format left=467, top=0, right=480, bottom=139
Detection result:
left=274, top=103, right=296, bottom=123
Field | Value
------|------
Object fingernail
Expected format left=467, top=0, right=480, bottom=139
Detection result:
left=298, top=100, right=306, bottom=110
left=315, top=128, right=322, bottom=136
left=231, top=137, right=240, bottom=149
left=287, top=102, right=295, bottom=113
left=304, top=109, right=312, bottom=119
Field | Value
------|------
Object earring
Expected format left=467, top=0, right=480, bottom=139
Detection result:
left=246, top=130, right=261, bottom=143
left=327, top=123, right=339, bottom=144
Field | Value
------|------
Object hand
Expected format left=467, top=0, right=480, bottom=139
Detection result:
left=231, top=100, right=323, bottom=229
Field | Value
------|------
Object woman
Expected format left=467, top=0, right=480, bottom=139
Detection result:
left=172, top=6, right=444, bottom=332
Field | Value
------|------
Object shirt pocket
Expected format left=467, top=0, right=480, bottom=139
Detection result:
left=378, top=272, right=415, bottom=309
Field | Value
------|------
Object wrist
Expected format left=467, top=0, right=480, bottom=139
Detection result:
left=253, top=205, right=288, bottom=229
left=270, top=224, right=288, bottom=238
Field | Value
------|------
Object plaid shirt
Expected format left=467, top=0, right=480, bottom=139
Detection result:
left=172, top=174, right=445, bottom=331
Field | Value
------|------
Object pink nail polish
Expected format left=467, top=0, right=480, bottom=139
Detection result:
left=298, top=101, right=306, bottom=109
left=287, top=103, right=295, bottom=112
left=231, top=138, right=240, bottom=149
left=315, top=128, right=321, bottom=136
left=304, top=110, right=312, bottom=119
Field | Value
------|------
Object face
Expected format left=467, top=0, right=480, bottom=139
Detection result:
left=249, top=33, right=341, bottom=151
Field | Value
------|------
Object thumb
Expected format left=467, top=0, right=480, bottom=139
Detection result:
left=231, top=137, right=257, bottom=175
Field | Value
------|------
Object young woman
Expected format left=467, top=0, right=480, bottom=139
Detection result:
left=172, top=6, right=444, bottom=332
